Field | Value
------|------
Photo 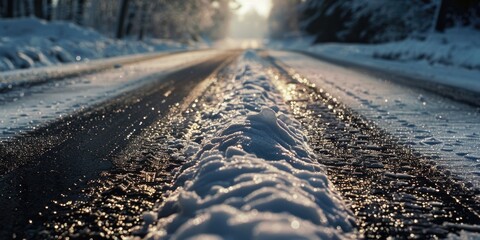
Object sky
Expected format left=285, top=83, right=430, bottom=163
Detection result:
left=228, top=0, right=272, bottom=40
left=235, top=0, right=273, bottom=18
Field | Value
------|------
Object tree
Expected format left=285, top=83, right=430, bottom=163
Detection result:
left=33, top=0, right=44, bottom=19
left=434, top=0, right=448, bottom=32
left=272, top=0, right=437, bottom=43
left=138, top=0, right=150, bottom=40
left=4, top=0, right=15, bottom=18
left=434, top=0, right=480, bottom=32
left=23, top=0, right=33, bottom=17
left=56, top=0, right=75, bottom=21
left=125, top=1, right=138, bottom=37
left=205, top=0, right=231, bottom=40
left=0, top=0, right=233, bottom=43
left=46, top=0, right=53, bottom=20
left=75, top=0, right=86, bottom=25
left=268, top=0, right=302, bottom=39
left=116, top=0, right=130, bottom=39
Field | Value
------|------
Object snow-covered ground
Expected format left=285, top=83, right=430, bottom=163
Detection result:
left=0, top=18, right=187, bottom=71
left=0, top=50, right=224, bottom=140
left=369, top=28, right=480, bottom=71
left=137, top=51, right=356, bottom=239
left=269, top=50, right=480, bottom=189
left=268, top=28, right=480, bottom=93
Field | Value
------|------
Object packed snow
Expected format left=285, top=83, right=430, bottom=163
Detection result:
left=370, top=28, right=480, bottom=71
left=268, top=28, right=480, bottom=93
left=0, top=18, right=187, bottom=71
left=137, top=52, right=356, bottom=239
left=269, top=50, right=480, bottom=189
left=0, top=50, right=224, bottom=140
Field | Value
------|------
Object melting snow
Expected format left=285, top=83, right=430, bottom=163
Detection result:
left=139, top=52, right=356, bottom=239
left=269, top=50, right=480, bottom=189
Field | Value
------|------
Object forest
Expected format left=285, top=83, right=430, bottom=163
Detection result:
left=2, top=0, right=480, bottom=45
left=0, top=0, right=232, bottom=42
left=268, top=0, right=480, bottom=43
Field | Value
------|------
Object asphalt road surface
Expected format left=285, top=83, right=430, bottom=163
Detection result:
left=1, top=49, right=479, bottom=239
left=0, top=50, right=241, bottom=238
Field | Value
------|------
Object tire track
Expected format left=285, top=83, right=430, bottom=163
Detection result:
left=0, top=50, right=240, bottom=239
left=263, top=52, right=480, bottom=239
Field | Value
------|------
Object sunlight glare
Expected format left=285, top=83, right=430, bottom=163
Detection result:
left=235, top=0, right=272, bottom=18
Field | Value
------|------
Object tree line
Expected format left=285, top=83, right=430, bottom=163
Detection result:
left=0, top=0, right=231, bottom=42
left=269, top=0, right=480, bottom=43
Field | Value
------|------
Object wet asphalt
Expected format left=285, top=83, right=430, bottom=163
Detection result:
left=0, top=50, right=240, bottom=239
left=1, top=49, right=479, bottom=239
left=263, top=51, right=480, bottom=239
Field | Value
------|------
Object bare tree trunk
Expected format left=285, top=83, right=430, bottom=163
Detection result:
left=435, top=0, right=448, bottom=32
left=23, top=0, right=32, bottom=17
left=33, top=0, right=43, bottom=19
left=116, top=0, right=130, bottom=39
left=75, top=0, right=86, bottom=25
left=58, top=0, right=74, bottom=21
left=5, top=0, right=15, bottom=18
left=56, top=0, right=64, bottom=19
left=138, top=0, right=149, bottom=40
left=15, top=0, right=22, bottom=17
left=45, top=0, right=53, bottom=20
left=33, top=0, right=44, bottom=19
left=125, top=1, right=138, bottom=37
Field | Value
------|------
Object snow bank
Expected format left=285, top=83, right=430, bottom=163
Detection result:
left=301, top=27, right=480, bottom=72
left=138, top=52, right=356, bottom=239
left=268, top=27, right=480, bottom=93
left=0, top=18, right=185, bottom=71
left=370, top=28, right=480, bottom=71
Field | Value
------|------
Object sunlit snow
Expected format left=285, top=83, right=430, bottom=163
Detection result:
left=138, top=52, right=356, bottom=239
left=270, top=50, right=480, bottom=189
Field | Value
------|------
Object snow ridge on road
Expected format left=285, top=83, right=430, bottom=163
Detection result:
left=143, top=52, right=356, bottom=239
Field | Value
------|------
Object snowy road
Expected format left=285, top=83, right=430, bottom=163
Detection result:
left=0, top=50, right=225, bottom=141
left=0, top=50, right=240, bottom=238
left=262, top=51, right=480, bottom=238
left=269, top=50, right=480, bottom=189
left=0, top=49, right=479, bottom=239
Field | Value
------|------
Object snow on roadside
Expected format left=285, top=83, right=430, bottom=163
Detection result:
left=0, top=18, right=186, bottom=71
left=268, top=28, right=480, bottom=93
left=138, top=51, right=356, bottom=239
left=370, top=28, right=480, bottom=71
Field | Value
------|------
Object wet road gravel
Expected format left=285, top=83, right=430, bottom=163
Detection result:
left=30, top=59, right=235, bottom=239
left=0, top=51, right=239, bottom=239
left=264, top=52, right=480, bottom=239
